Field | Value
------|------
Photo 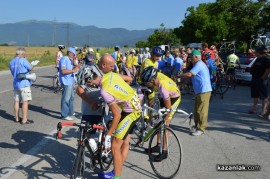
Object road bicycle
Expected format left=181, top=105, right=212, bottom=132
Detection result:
left=52, top=72, right=62, bottom=93
left=131, top=103, right=192, bottom=179
left=250, top=34, right=270, bottom=50
left=212, top=67, right=229, bottom=99
left=56, top=99, right=113, bottom=179
left=219, top=39, right=236, bottom=54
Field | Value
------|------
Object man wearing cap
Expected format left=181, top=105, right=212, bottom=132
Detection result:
left=180, top=50, right=212, bottom=136
left=59, top=47, right=80, bottom=121
left=249, top=46, right=270, bottom=117
left=84, top=48, right=96, bottom=65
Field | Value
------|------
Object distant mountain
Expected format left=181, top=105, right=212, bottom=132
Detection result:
left=0, top=20, right=155, bottom=47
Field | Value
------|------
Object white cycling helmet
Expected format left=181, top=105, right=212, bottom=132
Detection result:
left=88, top=48, right=94, bottom=52
left=145, top=47, right=150, bottom=52
left=77, top=64, right=103, bottom=86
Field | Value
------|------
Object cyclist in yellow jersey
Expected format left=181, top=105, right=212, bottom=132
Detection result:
left=226, top=51, right=241, bottom=81
left=140, top=66, right=181, bottom=161
left=83, top=69, right=141, bottom=178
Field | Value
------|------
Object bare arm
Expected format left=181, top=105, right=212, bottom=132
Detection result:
left=180, top=72, right=193, bottom=78
left=61, top=66, right=79, bottom=75
left=107, top=103, right=121, bottom=135
left=262, top=69, right=270, bottom=80
left=76, top=85, right=98, bottom=110
left=119, top=74, right=133, bottom=84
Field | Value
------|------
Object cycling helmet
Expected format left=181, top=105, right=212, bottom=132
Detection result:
left=145, top=47, right=150, bottom=52
left=210, top=45, right=216, bottom=51
left=77, top=64, right=103, bottom=86
left=58, top=45, right=65, bottom=50
left=152, top=46, right=164, bottom=56
left=96, top=48, right=100, bottom=51
left=73, top=46, right=79, bottom=51
left=204, top=51, right=212, bottom=59
left=140, top=66, right=157, bottom=83
left=114, top=45, right=120, bottom=51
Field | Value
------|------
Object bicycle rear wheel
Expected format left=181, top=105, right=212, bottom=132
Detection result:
left=71, top=145, right=85, bottom=179
left=148, top=127, right=182, bottom=179
left=217, top=78, right=229, bottom=99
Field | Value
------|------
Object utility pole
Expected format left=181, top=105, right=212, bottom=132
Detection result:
left=62, top=23, right=70, bottom=47
left=52, top=18, right=56, bottom=46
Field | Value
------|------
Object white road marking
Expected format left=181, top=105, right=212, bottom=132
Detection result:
left=0, top=128, right=57, bottom=179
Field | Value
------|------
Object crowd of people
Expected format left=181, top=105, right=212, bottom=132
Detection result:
left=8, top=43, right=270, bottom=179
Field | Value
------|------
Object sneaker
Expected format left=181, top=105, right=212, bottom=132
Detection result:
left=192, top=130, right=205, bottom=136
left=62, top=116, right=74, bottom=121
left=154, top=151, right=168, bottom=162
left=145, top=144, right=160, bottom=153
left=190, top=126, right=197, bottom=133
left=72, top=112, right=78, bottom=116
left=98, top=170, right=114, bottom=179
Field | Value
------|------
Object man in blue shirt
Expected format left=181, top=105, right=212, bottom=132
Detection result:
left=180, top=50, right=212, bottom=136
left=9, top=47, right=33, bottom=124
left=59, top=47, right=80, bottom=120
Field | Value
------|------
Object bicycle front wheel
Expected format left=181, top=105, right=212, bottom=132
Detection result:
left=98, top=131, right=113, bottom=171
left=71, top=145, right=85, bottom=179
left=148, top=127, right=182, bottom=179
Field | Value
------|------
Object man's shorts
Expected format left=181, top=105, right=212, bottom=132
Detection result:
left=251, top=78, right=268, bottom=100
left=114, top=111, right=141, bottom=140
left=82, top=115, right=102, bottom=135
left=14, top=86, right=32, bottom=102
left=160, top=97, right=181, bottom=120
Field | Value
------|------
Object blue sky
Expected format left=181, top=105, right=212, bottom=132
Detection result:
left=0, top=0, right=215, bottom=30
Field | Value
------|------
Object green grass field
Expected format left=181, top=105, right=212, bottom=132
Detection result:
left=0, top=46, right=114, bottom=71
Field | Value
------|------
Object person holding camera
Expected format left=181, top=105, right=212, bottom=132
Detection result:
left=9, top=47, right=33, bottom=124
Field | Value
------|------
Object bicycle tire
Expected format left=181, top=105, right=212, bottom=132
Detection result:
left=250, top=39, right=263, bottom=50
left=71, top=145, right=85, bottom=179
left=130, top=118, right=144, bottom=150
left=217, top=78, right=229, bottom=97
left=98, top=129, right=113, bottom=171
left=52, top=76, right=57, bottom=90
left=148, top=127, right=182, bottom=179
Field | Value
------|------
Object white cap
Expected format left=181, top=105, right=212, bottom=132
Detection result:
left=131, top=49, right=136, bottom=53
left=88, top=48, right=94, bottom=52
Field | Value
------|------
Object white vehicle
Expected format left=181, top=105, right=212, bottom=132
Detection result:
left=159, top=45, right=170, bottom=52
left=235, top=56, right=256, bottom=82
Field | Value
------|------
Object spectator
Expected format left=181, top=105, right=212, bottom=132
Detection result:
left=84, top=48, right=96, bottom=65
left=9, top=47, right=33, bottom=124
left=95, top=48, right=101, bottom=64
left=171, top=49, right=183, bottom=79
left=163, top=50, right=174, bottom=77
left=59, top=47, right=80, bottom=120
left=202, top=42, right=215, bottom=63
left=249, top=46, right=270, bottom=116
left=180, top=50, right=212, bottom=136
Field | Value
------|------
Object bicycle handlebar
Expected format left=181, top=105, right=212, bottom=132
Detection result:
left=56, top=122, right=104, bottom=140
left=143, top=104, right=193, bottom=119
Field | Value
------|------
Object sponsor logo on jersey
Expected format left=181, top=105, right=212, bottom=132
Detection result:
left=115, top=119, right=130, bottom=134
left=114, top=84, right=128, bottom=95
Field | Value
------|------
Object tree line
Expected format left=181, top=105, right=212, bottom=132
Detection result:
left=136, top=0, right=270, bottom=52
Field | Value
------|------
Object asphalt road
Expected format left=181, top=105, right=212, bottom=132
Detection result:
left=0, top=66, right=269, bottom=179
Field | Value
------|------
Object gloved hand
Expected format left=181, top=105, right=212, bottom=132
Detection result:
left=105, top=135, right=112, bottom=149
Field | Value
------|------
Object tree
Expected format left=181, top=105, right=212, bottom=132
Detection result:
left=135, top=24, right=180, bottom=48
left=174, top=0, right=269, bottom=52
